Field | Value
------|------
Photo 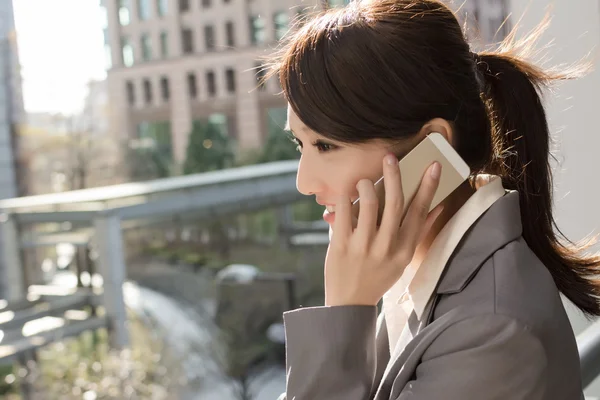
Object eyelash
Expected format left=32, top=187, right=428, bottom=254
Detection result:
left=289, top=136, right=336, bottom=153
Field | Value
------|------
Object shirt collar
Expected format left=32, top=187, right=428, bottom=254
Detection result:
left=393, top=175, right=507, bottom=320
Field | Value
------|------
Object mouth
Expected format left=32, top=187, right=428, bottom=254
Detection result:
left=322, top=205, right=336, bottom=225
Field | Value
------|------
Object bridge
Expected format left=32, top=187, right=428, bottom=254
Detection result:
left=0, top=160, right=309, bottom=357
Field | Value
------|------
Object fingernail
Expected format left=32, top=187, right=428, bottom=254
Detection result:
left=430, top=162, right=441, bottom=179
left=385, top=154, right=397, bottom=165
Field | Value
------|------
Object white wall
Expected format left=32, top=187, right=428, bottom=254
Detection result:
left=507, top=0, right=600, bottom=396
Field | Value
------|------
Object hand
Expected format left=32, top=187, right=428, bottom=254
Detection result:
left=324, top=154, right=444, bottom=307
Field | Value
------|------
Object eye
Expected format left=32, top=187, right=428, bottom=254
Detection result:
left=313, top=140, right=336, bottom=153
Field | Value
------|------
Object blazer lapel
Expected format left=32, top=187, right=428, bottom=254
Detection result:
left=375, top=192, right=524, bottom=399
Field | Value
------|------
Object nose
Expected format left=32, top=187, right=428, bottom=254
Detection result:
left=296, top=156, right=325, bottom=196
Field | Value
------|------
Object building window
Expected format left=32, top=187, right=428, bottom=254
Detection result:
left=136, top=121, right=173, bottom=163
left=225, top=21, right=235, bottom=48
left=208, top=113, right=228, bottom=137
left=273, top=12, right=289, bottom=41
left=179, top=0, right=190, bottom=12
left=143, top=79, right=153, bottom=104
left=121, top=37, right=134, bottom=67
left=138, top=0, right=151, bottom=20
left=160, top=32, right=168, bottom=58
left=187, top=72, right=197, bottom=98
left=250, top=16, right=266, bottom=45
left=103, top=28, right=110, bottom=46
left=126, top=81, right=136, bottom=105
left=182, top=28, right=194, bottom=53
left=206, top=71, right=216, bottom=97
left=255, top=63, right=266, bottom=90
left=204, top=25, right=215, bottom=51
left=157, top=0, right=168, bottom=16
left=160, top=76, right=170, bottom=101
left=201, top=0, right=211, bottom=7
left=225, top=68, right=235, bottom=93
left=119, top=0, right=131, bottom=26
left=141, top=34, right=152, bottom=61
left=103, top=26, right=112, bottom=69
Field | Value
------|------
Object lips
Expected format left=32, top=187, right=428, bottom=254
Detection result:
left=323, top=209, right=335, bottom=224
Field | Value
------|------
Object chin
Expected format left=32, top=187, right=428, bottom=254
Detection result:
left=328, top=226, right=333, bottom=242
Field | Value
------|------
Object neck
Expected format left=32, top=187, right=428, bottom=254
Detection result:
left=412, top=179, right=476, bottom=264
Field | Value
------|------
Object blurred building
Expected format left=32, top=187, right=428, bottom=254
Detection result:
left=100, top=0, right=507, bottom=166
left=100, top=0, right=315, bottom=165
left=0, top=0, right=22, bottom=196
left=0, top=0, right=24, bottom=298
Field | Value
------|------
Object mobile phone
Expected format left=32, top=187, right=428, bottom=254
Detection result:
left=351, top=132, right=470, bottom=225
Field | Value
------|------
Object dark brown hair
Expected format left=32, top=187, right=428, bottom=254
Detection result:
left=266, top=0, right=600, bottom=316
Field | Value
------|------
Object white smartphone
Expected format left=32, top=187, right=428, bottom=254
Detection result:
left=351, top=132, right=471, bottom=225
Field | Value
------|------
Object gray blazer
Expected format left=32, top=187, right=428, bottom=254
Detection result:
left=279, top=192, right=583, bottom=399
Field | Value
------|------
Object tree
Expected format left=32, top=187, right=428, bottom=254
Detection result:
left=183, top=120, right=234, bottom=174
left=19, top=115, right=120, bottom=193
left=182, top=120, right=235, bottom=257
left=126, top=121, right=173, bottom=181
left=125, top=140, right=171, bottom=181
left=258, top=109, right=299, bottom=163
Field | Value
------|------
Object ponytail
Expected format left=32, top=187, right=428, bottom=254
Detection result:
left=475, top=49, right=600, bottom=316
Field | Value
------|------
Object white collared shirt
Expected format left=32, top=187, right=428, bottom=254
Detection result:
left=383, top=175, right=507, bottom=352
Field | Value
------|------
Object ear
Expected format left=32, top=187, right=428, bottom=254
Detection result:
left=419, top=118, right=455, bottom=146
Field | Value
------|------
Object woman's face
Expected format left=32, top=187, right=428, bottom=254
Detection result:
left=286, top=105, right=394, bottom=226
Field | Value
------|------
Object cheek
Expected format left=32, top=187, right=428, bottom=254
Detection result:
left=333, top=161, right=383, bottom=199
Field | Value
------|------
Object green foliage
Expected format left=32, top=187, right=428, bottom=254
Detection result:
left=1, top=315, right=184, bottom=399
left=183, top=120, right=234, bottom=174
left=258, top=127, right=299, bottom=163
left=127, top=146, right=172, bottom=180
left=0, top=363, right=15, bottom=396
left=234, top=148, right=264, bottom=167
left=127, top=121, right=174, bottom=181
left=258, top=107, right=299, bottom=163
left=292, top=199, right=325, bottom=221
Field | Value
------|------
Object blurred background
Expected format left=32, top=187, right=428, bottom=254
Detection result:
left=0, top=0, right=598, bottom=399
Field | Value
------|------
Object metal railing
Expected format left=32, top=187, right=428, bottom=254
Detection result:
left=0, top=160, right=302, bottom=351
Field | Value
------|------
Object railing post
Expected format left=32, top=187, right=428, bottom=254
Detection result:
left=276, top=205, right=294, bottom=249
left=0, top=213, right=25, bottom=302
left=94, top=212, right=129, bottom=349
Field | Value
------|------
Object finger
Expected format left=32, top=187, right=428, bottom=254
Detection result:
left=378, top=153, right=405, bottom=237
left=355, top=179, right=378, bottom=239
left=416, top=203, right=445, bottom=245
left=332, top=194, right=353, bottom=240
left=399, top=162, right=441, bottom=250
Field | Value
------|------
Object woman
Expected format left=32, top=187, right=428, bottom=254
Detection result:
left=269, top=1, right=599, bottom=399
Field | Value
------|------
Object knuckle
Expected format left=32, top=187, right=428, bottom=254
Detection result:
left=394, top=249, right=411, bottom=265
left=375, top=240, right=393, bottom=257
left=357, top=179, right=378, bottom=204
left=357, top=178, right=374, bottom=190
